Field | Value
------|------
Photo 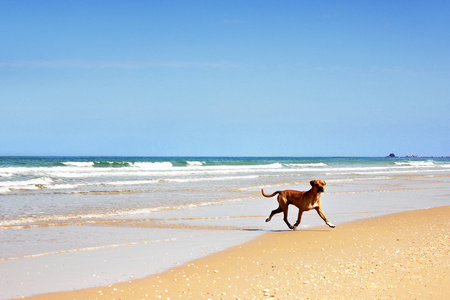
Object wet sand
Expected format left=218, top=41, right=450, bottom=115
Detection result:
left=25, top=205, right=449, bottom=299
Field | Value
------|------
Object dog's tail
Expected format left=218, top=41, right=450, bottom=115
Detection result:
left=261, top=189, right=280, bottom=198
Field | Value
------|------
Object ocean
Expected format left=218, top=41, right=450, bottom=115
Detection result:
left=2, top=156, right=449, bottom=228
left=1, top=156, right=449, bottom=298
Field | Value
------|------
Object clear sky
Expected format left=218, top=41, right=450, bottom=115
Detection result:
left=1, top=0, right=449, bottom=157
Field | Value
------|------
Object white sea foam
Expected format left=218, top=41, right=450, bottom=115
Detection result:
left=185, top=162, right=283, bottom=172
left=328, top=176, right=393, bottom=182
left=0, top=177, right=53, bottom=189
left=284, top=163, right=327, bottom=167
left=46, top=184, right=81, bottom=190
left=133, top=162, right=174, bottom=169
left=394, top=160, right=435, bottom=167
left=0, top=177, right=63, bottom=193
left=102, top=179, right=160, bottom=186
left=0, top=187, right=10, bottom=193
left=0, top=213, right=111, bottom=228
left=163, top=175, right=259, bottom=183
left=187, top=161, right=204, bottom=166
left=63, top=162, right=95, bottom=167
left=0, top=172, right=14, bottom=178
left=250, top=162, right=283, bottom=169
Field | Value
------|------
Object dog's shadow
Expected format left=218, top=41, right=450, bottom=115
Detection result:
left=242, top=228, right=285, bottom=232
left=242, top=228, right=331, bottom=233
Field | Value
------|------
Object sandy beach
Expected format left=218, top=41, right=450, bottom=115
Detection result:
left=24, top=205, right=449, bottom=299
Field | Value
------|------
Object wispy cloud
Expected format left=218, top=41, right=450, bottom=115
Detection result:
left=0, top=60, right=241, bottom=70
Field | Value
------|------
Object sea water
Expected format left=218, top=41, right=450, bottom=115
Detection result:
left=1, top=157, right=449, bottom=298
left=2, top=156, right=449, bottom=228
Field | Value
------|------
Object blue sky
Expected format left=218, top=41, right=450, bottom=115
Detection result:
left=1, top=0, right=449, bottom=156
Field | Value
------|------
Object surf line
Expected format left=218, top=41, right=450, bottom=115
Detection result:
left=0, top=233, right=209, bottom=262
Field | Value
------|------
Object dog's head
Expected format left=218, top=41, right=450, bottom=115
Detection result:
left=310, top=180, right=326, bottom=193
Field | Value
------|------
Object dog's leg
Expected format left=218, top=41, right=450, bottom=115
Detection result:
left=282, top=208, right=294, bottom=230
left=293, top=210, right=304, bottom=230
left=315, top=207, right=335, bottom=228
left=266, top=206, right=282, bottom=223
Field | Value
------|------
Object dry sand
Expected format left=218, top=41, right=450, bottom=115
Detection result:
left=25, top=206, right=449, bottom=299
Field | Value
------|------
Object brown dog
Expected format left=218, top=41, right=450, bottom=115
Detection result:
left=262, top=180, right=335, bottom=230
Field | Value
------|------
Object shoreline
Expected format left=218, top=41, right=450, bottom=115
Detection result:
left=24, top=205, right=450, bottom=299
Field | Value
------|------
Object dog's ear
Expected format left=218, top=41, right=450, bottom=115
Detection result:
left=310, top=180, right=315, bottom=186
left=323, top=180, right=326, bottom=185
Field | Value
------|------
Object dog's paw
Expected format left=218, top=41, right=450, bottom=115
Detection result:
left=327, top=222, right=336, bottom=228
left=265, top=218, right=270, bottom=223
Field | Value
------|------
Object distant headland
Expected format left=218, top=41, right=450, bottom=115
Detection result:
left=387, top=153, right=450, bottom=158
